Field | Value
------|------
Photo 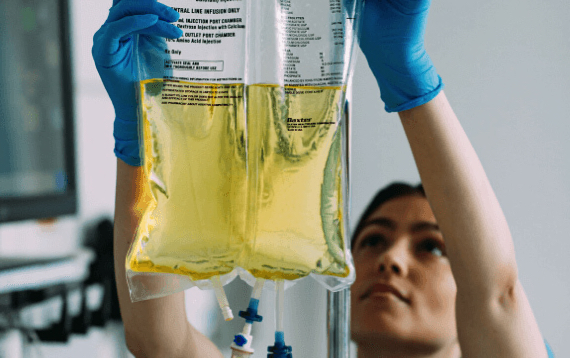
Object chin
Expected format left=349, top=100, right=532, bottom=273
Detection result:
left=351, top=327, right=446, bottom=357
left=351, top=312, right=410, bottom=342
left=351, top=328, right=410, bottom=353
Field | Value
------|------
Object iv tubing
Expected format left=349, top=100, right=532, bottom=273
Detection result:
left=211, top=276, right=233, bottom=321
left=231, top=279, right=265, bottom=356
left=268, top=279, right=291, bottom=357
left=242, top=322, right=252, bottom=336
left=252, top=278, right=265, bottom=300
left=275, top=279, right=284, bottom=332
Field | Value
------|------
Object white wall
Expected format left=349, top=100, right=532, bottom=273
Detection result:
left=1, top=0, right=568, bottom=356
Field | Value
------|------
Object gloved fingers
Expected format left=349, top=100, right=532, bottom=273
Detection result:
left=385, top=0, right=431, bottom=15
left=106, top=14, right=163, bottom=41
left=93, top=14, right=158, bottom=65
left=360, top=0, right=430, bottom=44
left=104, top=15, right=182, bottom=41
left=134, top=20, right=183, bottom=39
left=106, top=0, right=179, bottom=24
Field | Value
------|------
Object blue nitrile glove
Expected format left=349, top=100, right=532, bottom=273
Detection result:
left=92, top=0, right=182, bottom=166
left=359, top=0, right=443, bottom=113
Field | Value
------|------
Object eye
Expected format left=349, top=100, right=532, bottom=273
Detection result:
left=359, top=234, right=387, bottom=249
left=417, top=238, right=446, bottom=257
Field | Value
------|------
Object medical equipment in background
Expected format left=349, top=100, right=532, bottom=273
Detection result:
left=0, top=218, right=123, bottom=357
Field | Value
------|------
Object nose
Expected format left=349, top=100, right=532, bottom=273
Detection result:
left=377, top=242, right=409, bottom=277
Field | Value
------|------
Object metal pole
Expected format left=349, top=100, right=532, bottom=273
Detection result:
left=327, top=288, right=350, bottom=358
left=326, top=98, right=352, bottom=358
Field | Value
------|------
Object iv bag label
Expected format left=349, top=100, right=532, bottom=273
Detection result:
left=279, top=0, right=346, bottom=87
left=163, top=0, right=246, bottom=82
left=159, top=82, right=243, bottom=108
left=165, top=60, right=224, bottom=72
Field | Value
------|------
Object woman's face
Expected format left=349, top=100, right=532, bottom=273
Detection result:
left=350, top=195, right=458, bottom=353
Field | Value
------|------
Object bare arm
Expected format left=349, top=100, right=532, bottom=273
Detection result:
left=114, top=159, right=223, bottom=358
left=399, top=92, right=546, bottom=358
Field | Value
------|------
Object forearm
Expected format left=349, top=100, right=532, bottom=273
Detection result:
left=398, top=91, right=517, bottom=298
left=113, top=159, right=222, bottom=358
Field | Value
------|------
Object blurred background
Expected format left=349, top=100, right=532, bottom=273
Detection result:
left=0, top=0, right=568, bottom=357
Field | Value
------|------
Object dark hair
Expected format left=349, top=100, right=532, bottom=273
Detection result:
left=351, top=182, right=425, bottom=250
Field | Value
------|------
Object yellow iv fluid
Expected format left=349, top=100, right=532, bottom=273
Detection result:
left=127, top=79, right=349, bottom=282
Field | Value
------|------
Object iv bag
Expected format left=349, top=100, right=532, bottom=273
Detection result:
left=126, top=0, right=361, bottom=302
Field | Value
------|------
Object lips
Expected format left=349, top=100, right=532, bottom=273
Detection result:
left=361, top=283, right=410, bottom=304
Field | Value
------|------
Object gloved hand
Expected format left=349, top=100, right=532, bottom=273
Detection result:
left=92, top=0, right=182, bottom=166
left=359, top=0, right=443, bottom=113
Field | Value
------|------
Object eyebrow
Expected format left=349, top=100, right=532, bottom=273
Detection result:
left=352, top=217, right=441, bottom=250
left=358, top=217, right=440, bottom=234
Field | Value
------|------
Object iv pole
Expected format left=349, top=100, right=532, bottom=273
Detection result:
left=327, top=289, right=351, bottom=358
left=327, top=99, right=351, bottom=358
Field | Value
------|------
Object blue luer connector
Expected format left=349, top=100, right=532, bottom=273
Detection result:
left=267, top=331, right=292, bottom=358
left=233, top=334, right=248, bottom=346
left=239, top=298, right=263, bottom=323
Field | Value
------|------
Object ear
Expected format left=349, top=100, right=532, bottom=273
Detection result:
left=112, top=0, right=122, bottom=6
